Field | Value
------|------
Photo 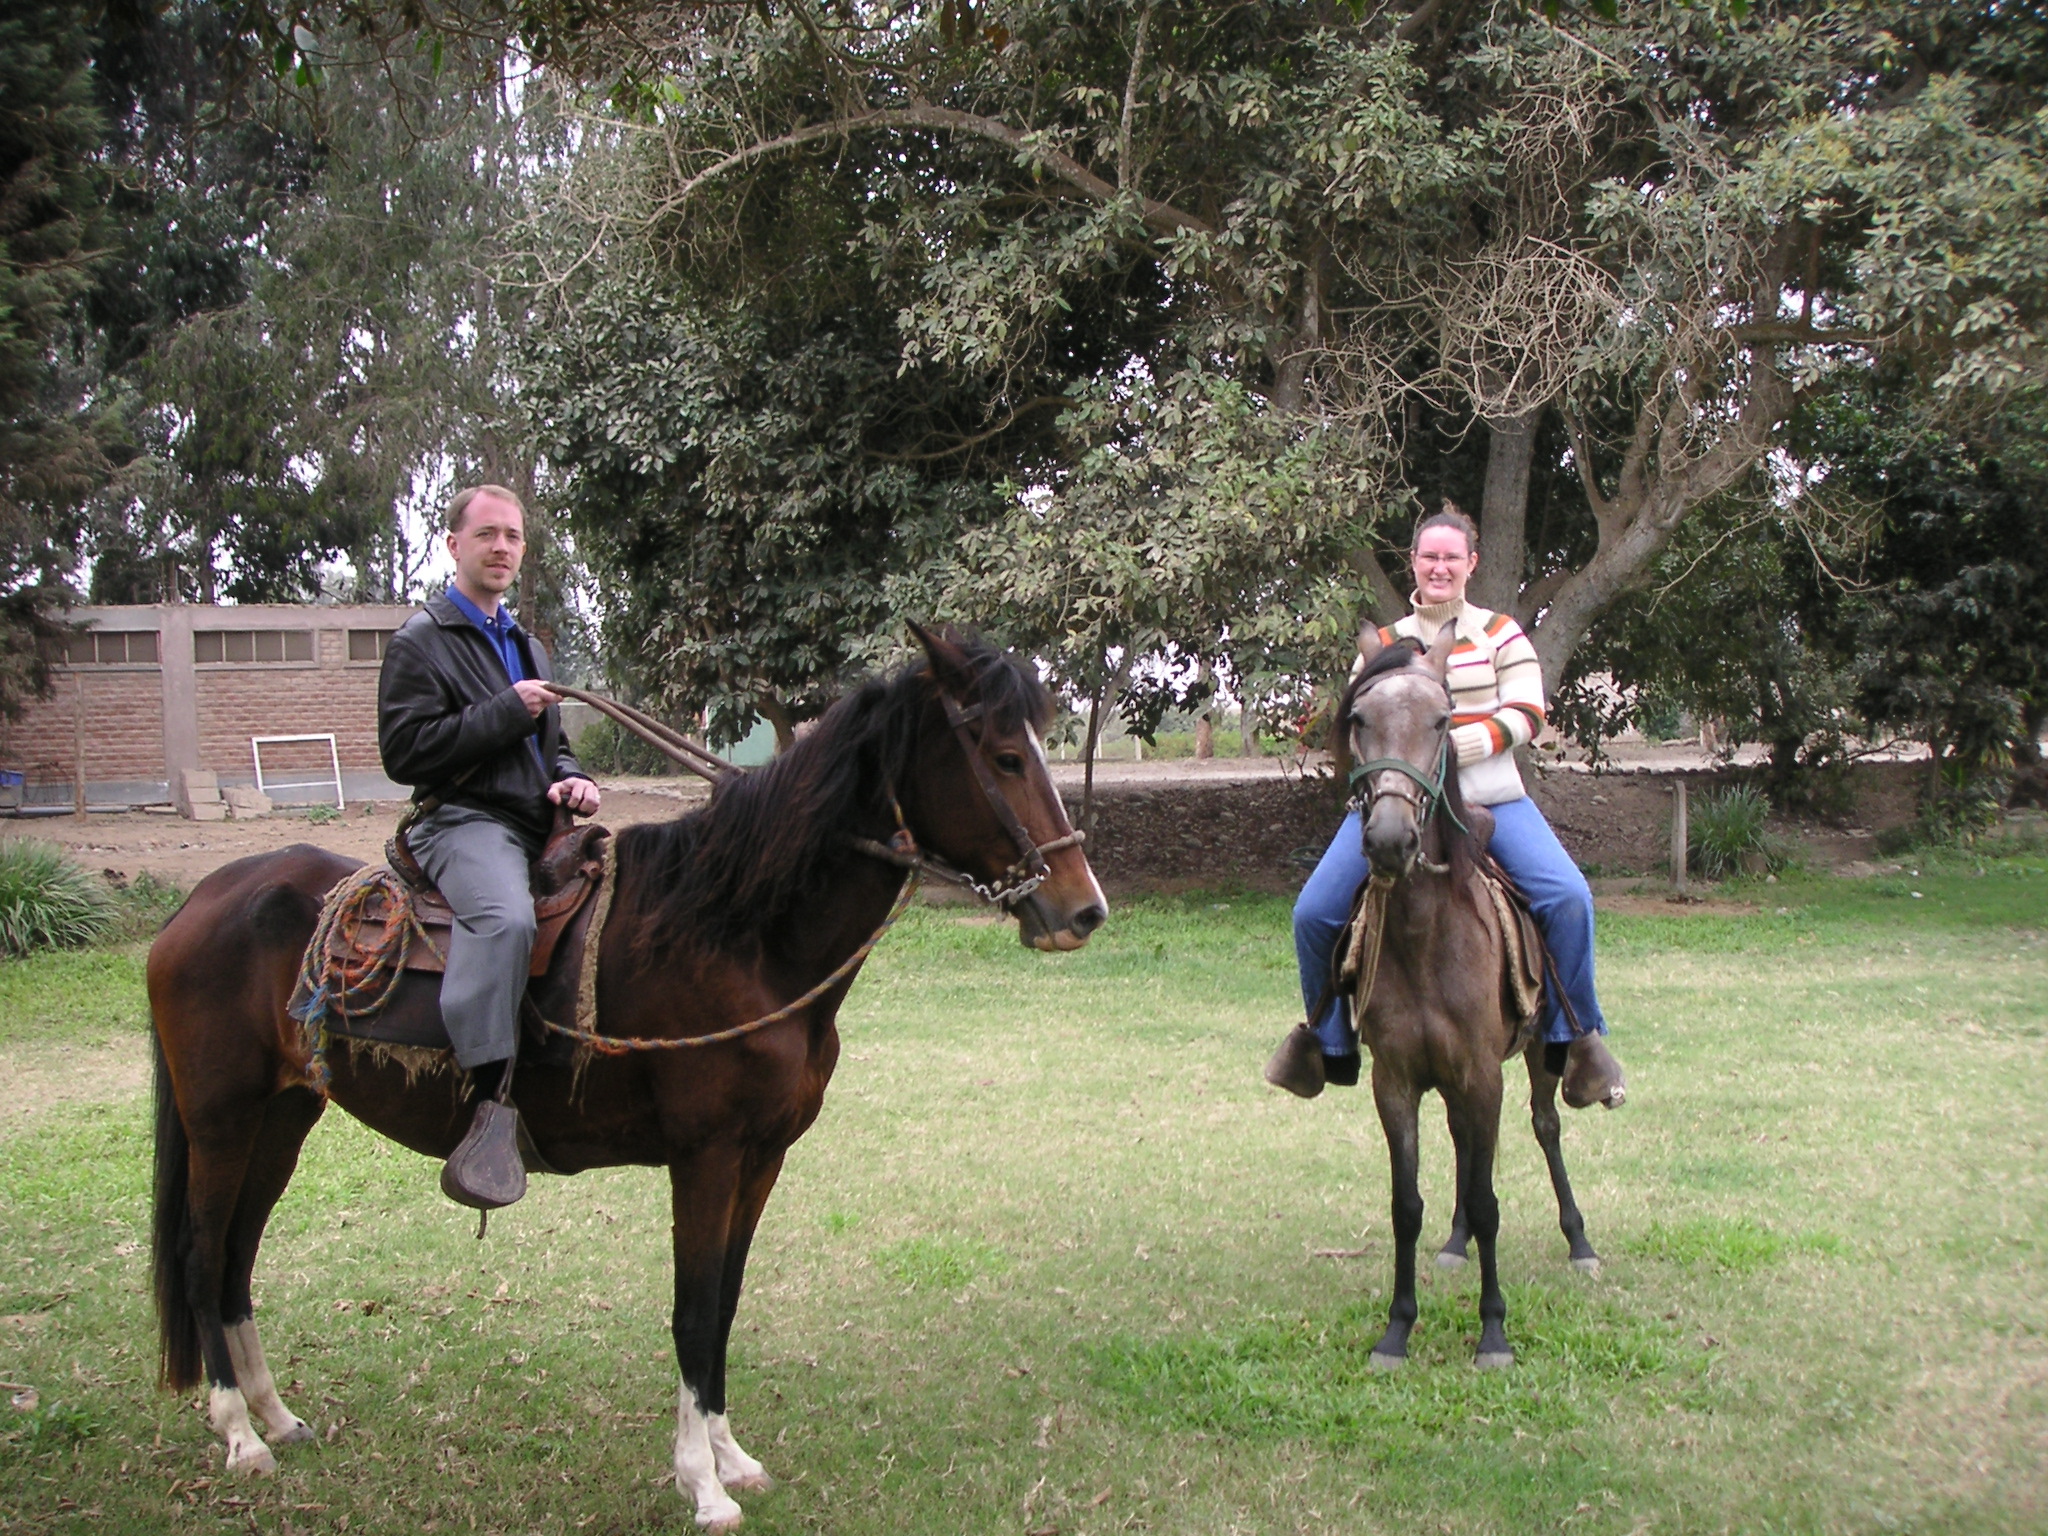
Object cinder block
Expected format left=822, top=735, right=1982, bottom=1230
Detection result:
left=186, top=801, right=228, bottom=822
left=223, top=786, right=272, bottom=819
left=179, top=768, right=219, bottom=792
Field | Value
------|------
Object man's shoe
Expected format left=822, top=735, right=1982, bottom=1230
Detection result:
left=1562, top=1033, right=1627, bottom=1110
left=441, top=1100, right=528, bottom=1209
left=1263, top=1025, right=1326, bottom=1099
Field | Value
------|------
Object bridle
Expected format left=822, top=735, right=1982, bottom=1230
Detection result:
left=853, top=685, right=1085, bottom=910
left=1346, top=667, right=1470, bottom=863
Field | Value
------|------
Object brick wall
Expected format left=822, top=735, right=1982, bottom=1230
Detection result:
left=195, top=627, right=384, bottom=781
left=0, top=671, right=165, bottom=784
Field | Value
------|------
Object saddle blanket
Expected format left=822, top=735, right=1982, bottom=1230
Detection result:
left=289, top=823, right=609, bottom=1062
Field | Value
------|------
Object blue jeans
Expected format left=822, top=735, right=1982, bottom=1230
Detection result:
left=1292, top=795, right=1608, bottom=1055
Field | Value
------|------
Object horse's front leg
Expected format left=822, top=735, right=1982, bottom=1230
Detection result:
left=1369, top=1063, right=1425, bottom=1369
left=668, top=1152, right=746, bottom=1531
left=703, top=1153, right=786, bottom=1495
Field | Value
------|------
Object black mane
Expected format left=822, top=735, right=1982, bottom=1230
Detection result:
left=611, top=637, right=1051, bottom=956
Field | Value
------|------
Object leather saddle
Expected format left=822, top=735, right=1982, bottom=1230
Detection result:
left=333, top=815, right=610, bottom=979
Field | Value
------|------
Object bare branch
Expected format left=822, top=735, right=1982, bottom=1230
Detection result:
left=651, top=104, right=1215, bottom=239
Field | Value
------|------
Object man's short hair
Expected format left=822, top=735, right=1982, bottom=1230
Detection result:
left=446, top=484, right=526, bottom=533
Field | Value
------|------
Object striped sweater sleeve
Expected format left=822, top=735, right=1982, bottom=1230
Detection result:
left=1449, top=614, right=1547, bottom=764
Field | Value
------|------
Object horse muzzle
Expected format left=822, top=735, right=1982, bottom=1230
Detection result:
left=1363, top=800, right=1421, bottom=880
left=1014, top=889, right=1107, bottom=952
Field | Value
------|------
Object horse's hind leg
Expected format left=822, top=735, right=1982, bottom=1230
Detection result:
left=179, top=1123, right=278, bottom=1475
left=1368, top=1066, right=1425, bottom=1369
left=1436, top=1097, right=1472, bottom=1271
left=1448, top=1075, right=1512, bottom=1369
left=1526, top=1045, right=1599, bottom=1273
left=222, top=1089, right=325, bottom=1446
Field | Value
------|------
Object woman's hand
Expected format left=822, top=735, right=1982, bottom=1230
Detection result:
left=1450, top=722, right=1496, bottom=766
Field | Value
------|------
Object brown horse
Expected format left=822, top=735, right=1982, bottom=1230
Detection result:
left=1340, top=624, right=1598, bottom=1371
left=146, top=627, right=1105, bottom=1528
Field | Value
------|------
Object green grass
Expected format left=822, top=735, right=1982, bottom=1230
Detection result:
left=2, top=854, right=2044, bottom=1534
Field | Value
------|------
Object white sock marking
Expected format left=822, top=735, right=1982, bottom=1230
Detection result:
left=208, top=1385, right=275, bottom=1476
left=674, top=1382, right=742, bottom=1528
left=708, top=1412, right=769, bottom=1489
left=226, top=1320, right=311, bottom=1443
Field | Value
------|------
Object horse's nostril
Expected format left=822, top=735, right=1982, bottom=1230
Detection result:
left=1070, top=902, right=1107, bottom=937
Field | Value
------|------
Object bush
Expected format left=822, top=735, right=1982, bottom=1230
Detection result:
left=1876, top=763, right=2007, bottom=854
left=573, top=717, right=685, bottom=777
left=1687, top=784, right=1788, bottom=880
left=0, top=840, right=114, bottom=955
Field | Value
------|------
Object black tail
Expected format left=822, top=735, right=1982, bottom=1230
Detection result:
left=152, top=1030, right=201, bottom=1390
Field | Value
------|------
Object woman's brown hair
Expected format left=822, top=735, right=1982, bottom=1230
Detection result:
left=1410, top=500, right=1479, bottom=554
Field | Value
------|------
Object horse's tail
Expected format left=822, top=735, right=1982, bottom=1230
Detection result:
left=151, top=1027, right=201, bottom=1391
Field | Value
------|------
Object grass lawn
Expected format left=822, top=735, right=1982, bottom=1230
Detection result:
left=2, top=846, right=2044, bottom=1535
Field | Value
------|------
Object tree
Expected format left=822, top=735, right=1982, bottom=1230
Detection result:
left=927, top=367, right=1371, bottom=823
left=0, top=0, right=113, bottom=709
left=513, top=0, right=2048, bottom=695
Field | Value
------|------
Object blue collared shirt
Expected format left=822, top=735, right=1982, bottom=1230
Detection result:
left=444, top=583, right=545, bottom=771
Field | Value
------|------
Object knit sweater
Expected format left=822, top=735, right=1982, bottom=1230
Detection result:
left=1362, top=595, right=1546, bottom=806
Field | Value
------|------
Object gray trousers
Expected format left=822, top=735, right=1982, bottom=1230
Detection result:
left=407, top=805, right=543, bottom=1070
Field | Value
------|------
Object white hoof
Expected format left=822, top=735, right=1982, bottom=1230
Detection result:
left=1570, top=1255, right=1602, bottom=1276
left=270, top=1418, right=316, bottom=1445
left=1475, top=1350, right=1515, bottom=1371
left=723, top=1471, right=773, bottom=1494
left=694, top=1496, right=743, bottom=1531
left=227, top=1441, right=277, bottom=1477
left=1435, top=1249, right=1467, bottom=1270
left=1369, top=1351, right=1405, bottom=1372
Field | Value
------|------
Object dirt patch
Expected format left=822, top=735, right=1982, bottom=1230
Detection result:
left=0, top=1039, right=150, bottom=1131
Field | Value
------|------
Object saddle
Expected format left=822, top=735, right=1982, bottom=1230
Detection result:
left=1334, top=852, right=1548, bottom=1053
left=345, top=815, right=609, bottom=979
left=291, top=813, right=611, bottom=1069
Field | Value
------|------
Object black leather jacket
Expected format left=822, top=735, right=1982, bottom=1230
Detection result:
left=377, top=591, right=589, bottom=843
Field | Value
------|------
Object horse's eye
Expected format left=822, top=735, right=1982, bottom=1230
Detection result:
left=994, top=751, right=1027, bottom=775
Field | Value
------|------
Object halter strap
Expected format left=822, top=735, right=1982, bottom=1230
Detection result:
left=849, top=684, right=1085, bottom=909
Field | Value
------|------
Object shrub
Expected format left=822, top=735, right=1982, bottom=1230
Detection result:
left=1687, top=784, right=1787, bottom=880
left=0, top=840, right=114, bottom=955
left=573, top=717, right=684, bottom=777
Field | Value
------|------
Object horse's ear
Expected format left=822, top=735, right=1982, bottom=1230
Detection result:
left=1424, top=619, right=1457, bottom=679
left=908, top=621, right=974, bottom=690
left=1357, top=622, right=1384, bottom=663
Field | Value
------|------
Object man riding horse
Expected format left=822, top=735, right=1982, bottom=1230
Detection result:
left=377, top=483, right=600, bottom=1206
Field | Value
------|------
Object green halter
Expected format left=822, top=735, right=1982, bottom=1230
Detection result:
left=1347, top=727, right=1472, bottom=839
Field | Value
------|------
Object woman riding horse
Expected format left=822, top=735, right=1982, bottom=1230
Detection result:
left=1266, top=504, right=1627, bottom=1109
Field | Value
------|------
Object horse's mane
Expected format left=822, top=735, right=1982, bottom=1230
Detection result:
left=1335, top=642, right=1480, bottom=888
left=611, top=637, right=1051, bottom=958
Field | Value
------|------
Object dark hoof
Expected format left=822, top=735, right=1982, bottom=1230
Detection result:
left=1474, top=1350, right=1514, bottom=1370
left=1562, top=1034, right=1627, bottom=1110
left=1435, top=1248, right=1468, bottom=1271
left=1263, top=1026, right=1325, bottom=1099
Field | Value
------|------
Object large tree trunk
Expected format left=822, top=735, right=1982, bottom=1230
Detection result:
left=1470, top=409, right=1540, bottom=615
